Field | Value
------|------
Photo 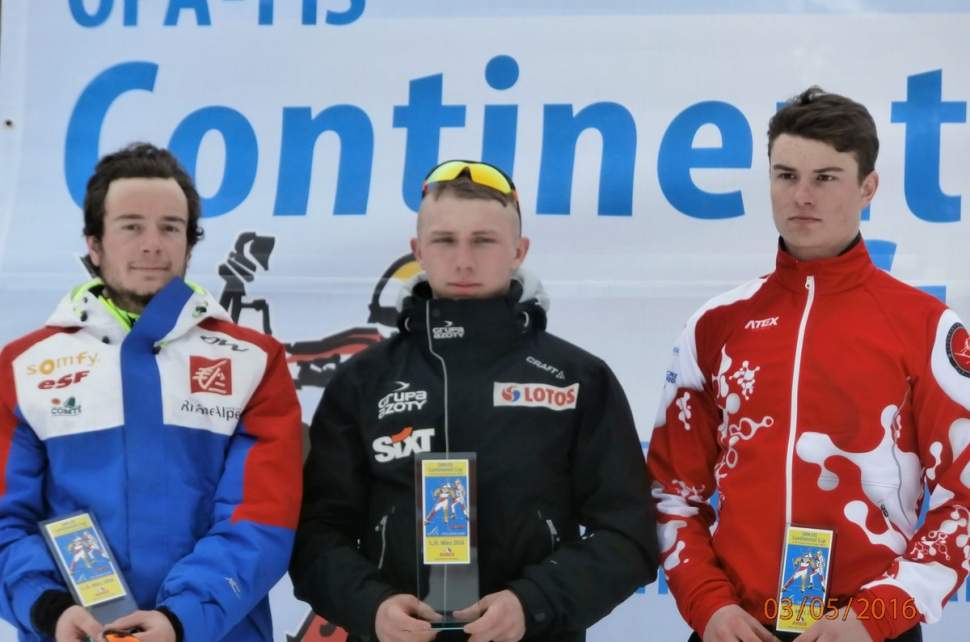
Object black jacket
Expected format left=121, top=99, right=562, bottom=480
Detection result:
left=290, top=274, right=658, bottom=642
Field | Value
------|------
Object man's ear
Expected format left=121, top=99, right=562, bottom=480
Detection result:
left=512, top=237, right=530, bottom=268
left=85, top=236, right=103, bottom=268
left=860, top=170, right=879, bottom=206
left=410, top=238, right=422, bottom=264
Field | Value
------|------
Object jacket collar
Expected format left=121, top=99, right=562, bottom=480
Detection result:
left=46, top=277, right=231, bottom=347
left=397, top=270, right=548, bottom=358
left=773, top=234, right=876, bottom=294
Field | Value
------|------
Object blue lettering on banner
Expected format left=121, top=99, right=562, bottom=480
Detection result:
left=393, top=74, right=467, bottom=212
left=538, top=102, right=636, bottom=216
left=68, top=0, right=365, bottom=27
left=63, top=61, right=967, bottom=230
left=169, top=106, right=259, bottom=217
left=891, top=69, right=966, bottom=223
left=658, top=101, right=752, bottom=219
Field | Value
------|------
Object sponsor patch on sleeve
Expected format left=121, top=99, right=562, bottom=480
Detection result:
left=493, top=382, right=579, bottom=411
left=947, top=323, right=970, bottom=378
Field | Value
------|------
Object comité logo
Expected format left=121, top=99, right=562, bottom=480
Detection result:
left=50, top=396, right=82, bottom=417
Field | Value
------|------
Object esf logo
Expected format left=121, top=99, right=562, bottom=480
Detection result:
left=372, top=427, right=435, bottom=463
left=493, top=383, right=579, bottom=411
left=38, top=370, right=90, bottom=390
left=378, top=382, right=428, bottom=420
left=432, top=321, right=464, bottom=340
left=26, top=351, right=99, bottom=376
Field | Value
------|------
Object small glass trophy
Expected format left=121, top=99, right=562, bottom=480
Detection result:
left=39, top=511, right=137, bottom=623
left=415, top=452, right=479, bottom=629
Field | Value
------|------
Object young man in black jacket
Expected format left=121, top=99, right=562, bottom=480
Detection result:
left=290, top=160, right=658, bottom=642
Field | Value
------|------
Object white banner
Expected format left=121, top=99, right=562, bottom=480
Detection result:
left=1, top=2, right=969, bottom=640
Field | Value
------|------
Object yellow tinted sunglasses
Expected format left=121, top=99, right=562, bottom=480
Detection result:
left=421, top=160, right=519, bottom=208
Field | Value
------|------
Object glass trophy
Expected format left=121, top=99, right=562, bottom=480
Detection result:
left=39, top=511, right=138, bottom=623
left=415, top=452, right=479, bottom=629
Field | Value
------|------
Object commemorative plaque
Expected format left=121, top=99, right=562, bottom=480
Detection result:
left=415, top=452, right=479, bottom=629
left=40, top=511, right=138, bottom=623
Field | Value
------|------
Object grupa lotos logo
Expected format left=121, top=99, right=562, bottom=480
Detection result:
left=493, top=383, right=579, bottom=411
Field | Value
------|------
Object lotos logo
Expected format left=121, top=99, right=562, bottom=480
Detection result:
left=946, top=323, right=970, bottom=378
left=501, top=386, right=522, bottom=402
left=38, top=370, right=90, bottom=390
left=432, top=321, right=465, bottom=340
left=372, top=426, right=435, bottom=463
left=378, top=381, right=428, bottom=419
left=190, top=356, right=233, bottom=395
left=493, top=382, right=579, bottom=411
left=26, top=351, right=99, bottom=376
left=50, top=396, right=82, bottom=417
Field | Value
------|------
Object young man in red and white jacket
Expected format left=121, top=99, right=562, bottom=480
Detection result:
left=647, top=88, right=970, bottom=642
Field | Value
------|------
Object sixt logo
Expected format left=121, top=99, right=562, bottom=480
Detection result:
left=50, top=396, right=82, bottom=417
left=744, top=317, right=779, bottom=330
left=526, top=356, right=566, bottom=380
left=493, top=383, right=579, bottom=411
left=378, top=382, right=428, bottom=420
left=38, top=370, right=90, bottom=390
left=26, top=351, right=99, bottom=376
left=432, top=321, right=464, bottom=340
left=372, top=426, right=435, bottom=463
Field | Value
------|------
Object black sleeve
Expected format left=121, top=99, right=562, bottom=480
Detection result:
left=507, top=361, right=659, bottom=638
left=289, top=367, right=396, bottom=641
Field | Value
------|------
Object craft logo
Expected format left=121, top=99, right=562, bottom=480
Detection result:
left=378, top=382, right=428, bottom=419
left=26, top=351, right=99, bottom=376
left=180, top=399, right=242, bottom=421
left=432, top=321, right=464, bottom=340
left=493, top=382, right=579, bottom=411
left=38, top=370, right=90, bottom=390
left=526, top=356, right=566, bottom=380
left=372, top=426, right=435, bottom=463
left=50, top=396, right=82, bottom=417
left=190, top=356, right=233, bottom=395
left=946, top=323, right=970, bottom=378
left=200, top=335, right=249, bottom=352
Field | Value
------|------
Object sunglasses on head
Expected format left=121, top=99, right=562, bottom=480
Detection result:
left=421, top=160, right=519, bottom=210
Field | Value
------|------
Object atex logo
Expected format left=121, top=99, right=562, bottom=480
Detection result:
left=200, top=335, right=249, bottom=352
left=493, top=382, right=579, bottom=411
left=378, top=382, right=428, bottom=419
left=744, top=317, right=779, bottom=330
left=432, top=321, right=465, bottom=340
left=26, top=351, right=99, bottom=376
left=190, top=356, right=233, bottom=395
left=50, top=396, right=82, bottom=417
left=38, top=370, right=90, bottom=390
left=372, top=426, right=435, bottom=463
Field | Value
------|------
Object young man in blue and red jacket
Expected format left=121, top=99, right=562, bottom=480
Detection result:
left=0, top=143, right=303, bottom=642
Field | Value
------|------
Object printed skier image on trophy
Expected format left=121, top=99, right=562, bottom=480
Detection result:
left=774, top=525, right=834, bottom=633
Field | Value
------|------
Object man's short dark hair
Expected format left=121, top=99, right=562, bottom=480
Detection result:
left=768, top=87, right=879, bottom=181
left=83, top=142, right=204, bottom=247
left=423, top=178, right=521, bottom=234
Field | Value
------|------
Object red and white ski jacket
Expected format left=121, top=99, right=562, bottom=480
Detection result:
left=647, top=240, right=970, bottom=641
